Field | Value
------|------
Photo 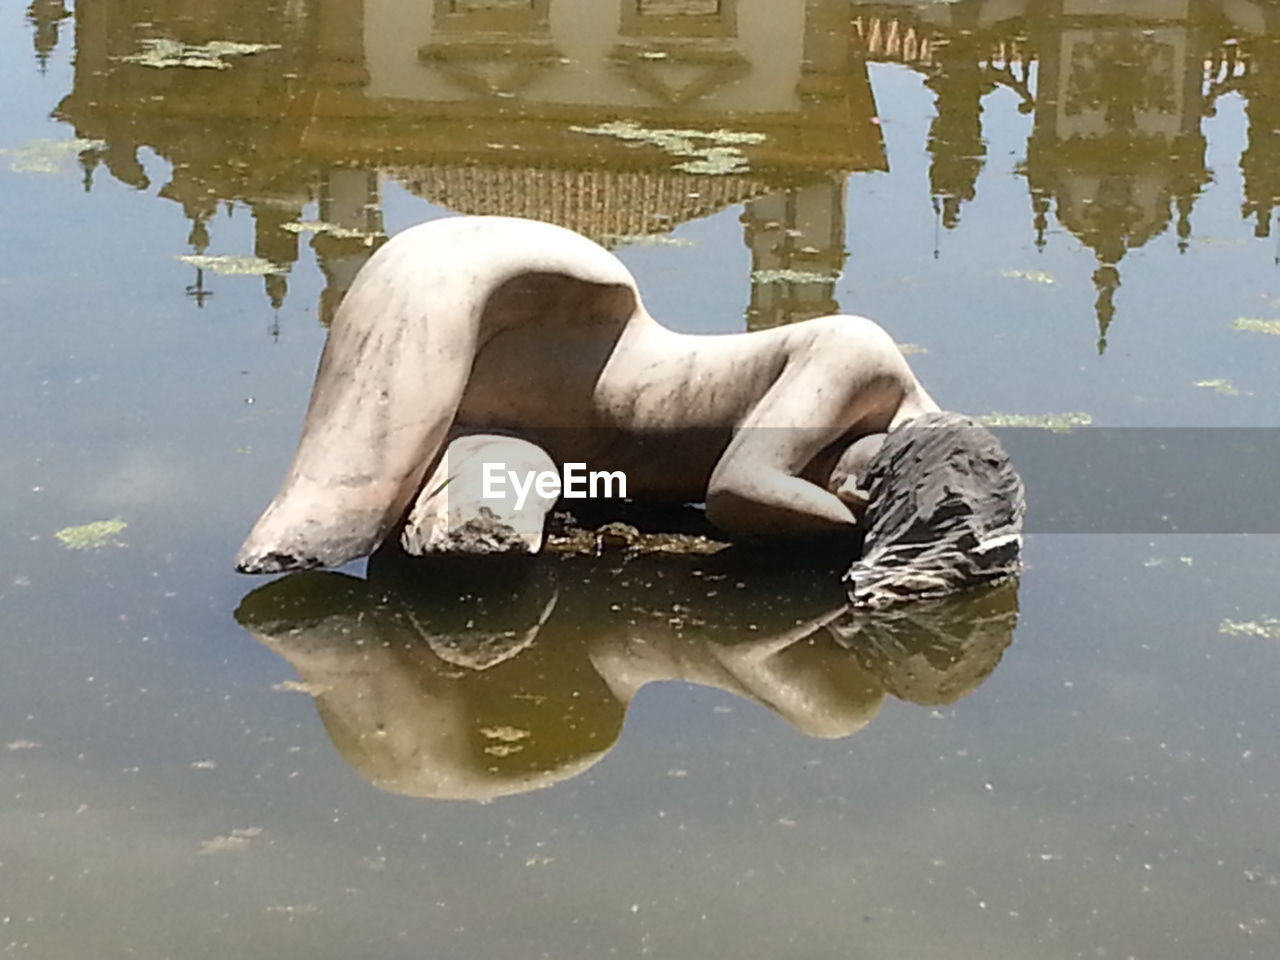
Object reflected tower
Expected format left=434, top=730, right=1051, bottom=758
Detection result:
left=26, top=0, right=70, bottom=73
left=1238, top=29, right=1280, bottom=239
left=1024, top=0, right=1211, bottom=352
left=925, top=0, right=996, bottom=231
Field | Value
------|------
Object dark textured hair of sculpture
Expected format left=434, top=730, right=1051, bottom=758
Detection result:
left=846, top=411, right=1025, bottom=608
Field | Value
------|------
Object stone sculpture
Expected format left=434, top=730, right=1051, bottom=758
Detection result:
left=236, top=215, right=1023, bottom=603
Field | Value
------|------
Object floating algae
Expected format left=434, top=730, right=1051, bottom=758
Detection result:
left=198, top=827, right=263, bottom=855
left=604, top=233, right=696, bottom=248
left=2, top=137, right=105, bottom=174
left=480, top=726, right=531, bottom=743
left=116, top=38, right=281, bottom=70
left=1194, top=378, right=1241, bottom=396
left=484, top=743, right=525, bottom=757
left=272, top=679, right=331, bottom=696
left=544, top=524, right=726, bottom=556
left=976, top=411, right=1093, bottom=432
left=1001, top=269, right=1056, bottom=285
left=176, top=254, right=287, bottom=276
left=1219, top=618, right=1280, bottom=640
left=1233, top=317, right=1280, bottom=336
left=55, top=519, right=127, bottom=551
left=675, top=149, right=753, bottom=176
left=569, top=120, right=765, bottom=176
left=751, top=268, right=839, bottom=284
left=281, top=220, right=380, bottom=245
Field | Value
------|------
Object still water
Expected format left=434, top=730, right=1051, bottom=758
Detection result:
left=3, top=1, right=1280, bottom=957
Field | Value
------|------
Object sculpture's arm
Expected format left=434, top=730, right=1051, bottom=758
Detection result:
left=705, top=316, right=937, bottom=536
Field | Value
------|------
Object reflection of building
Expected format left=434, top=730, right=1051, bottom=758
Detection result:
left=853, top=0, right=1280, bottom=351
left=1025, top=0, right=1212, bottom=352
left=54, top=0, right=886, bottom=329
left=49, top=0, right=1280, bottom=345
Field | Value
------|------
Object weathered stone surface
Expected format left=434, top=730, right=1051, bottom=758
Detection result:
left=236, top=216, right=936, bottom=573
left=401, top=434, right=558, bottom=556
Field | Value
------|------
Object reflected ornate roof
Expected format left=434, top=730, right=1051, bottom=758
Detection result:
left=391, top=163, right=773, bottom=242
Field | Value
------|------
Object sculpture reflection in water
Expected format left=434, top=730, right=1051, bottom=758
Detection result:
left=236, top=552, right=1019, bottom=802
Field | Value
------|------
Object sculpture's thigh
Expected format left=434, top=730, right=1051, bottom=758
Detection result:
left=401, top=434, right=559, bottom=555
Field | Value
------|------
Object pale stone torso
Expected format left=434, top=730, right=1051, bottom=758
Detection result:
left=456, top=310, right=904, bottom=500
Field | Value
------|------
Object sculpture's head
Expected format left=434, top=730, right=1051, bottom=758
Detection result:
left=845, top=411, right=1025, bottom=608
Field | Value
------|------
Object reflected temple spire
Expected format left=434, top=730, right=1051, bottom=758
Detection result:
left=26, top=0, right=69, bottom=73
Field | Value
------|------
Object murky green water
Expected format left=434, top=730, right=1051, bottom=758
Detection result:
left=4, top=1, right=1280, bottom=957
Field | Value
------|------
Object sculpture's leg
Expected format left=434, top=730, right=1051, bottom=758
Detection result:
left=706, top=317, right=937, bottom=535
left=234, top=217, right=640, bottom=573
left=400, top=434, right=560, bottom=556
left=235, top=243, right=479, bottom=573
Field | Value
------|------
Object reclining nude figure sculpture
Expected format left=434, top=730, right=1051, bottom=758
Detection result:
left=237, top=216, right=1024, bottom=605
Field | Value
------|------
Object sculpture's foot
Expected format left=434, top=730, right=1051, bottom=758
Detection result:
left=235, top=488, right=392, bottom=573
left=401, top=434, right=558, bottom=557
left=236, top=549, right=318, bottom=575
left=406, top=507, right=536, bottom=556
left=236, top=529, right=378, bottom=573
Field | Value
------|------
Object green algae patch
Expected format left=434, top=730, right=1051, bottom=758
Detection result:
left=674, top=150, right=751, bottom=176
left=1233, top=317, right=1280, bottom=336
left=569, top=120, right=765, bottom=175
left=3, top=137, right=106, bottom=174
left=116, top=38, right=281, bottom=70
left=751, top=268, right=839, bottom=284
left=604, top=233, right=696, bottom=248
left=198, top=827, right=263, bottom=855
left=976, top=411, right=1093, bottom=432
left=56, top=519, right=127, bottom=551
left=1001, top=269, right=1056, bottom=285
left=1194, top=378, right=1241, bottom=396
left=1219, top=618, right=1280, bottom=640
left=281, top=220, right=380, bottom=245
left=176, top=255, right=287, bottom=276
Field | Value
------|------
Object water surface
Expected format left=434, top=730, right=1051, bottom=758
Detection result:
left=3, top=1, right=1279, bottom=957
